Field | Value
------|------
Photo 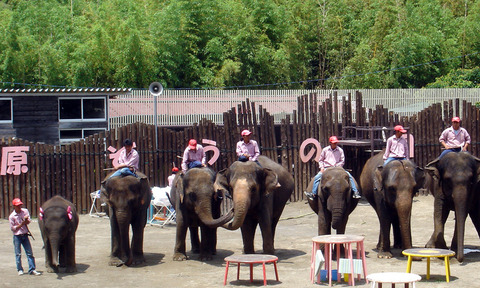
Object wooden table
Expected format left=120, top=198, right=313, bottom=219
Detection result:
left=224, top=254, right=279, bottom=286
left=311, top=234, right=368, bottom=286
left=402, top=248, right=455, bottom=282
left=367, top=272, right=421, bottom=288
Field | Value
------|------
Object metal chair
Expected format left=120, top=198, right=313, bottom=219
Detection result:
left=149, top=186, right=176, bottom=227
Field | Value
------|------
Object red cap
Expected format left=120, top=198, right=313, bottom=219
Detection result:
left=394, top=125, right=407, bottom=133
left=12, top=198, right=23, bottom=206
left=329, top=136, right=339, bottom=143
left=241, top=129, right=252, bottom=136
left=172, top=167, right=179, bottom=172
left=188, top=139, right=197, bottom=150
left=452, top=117, right=460, bottom=122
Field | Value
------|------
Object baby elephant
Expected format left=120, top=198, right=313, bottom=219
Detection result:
left=39, top=195, right=79, bottom=273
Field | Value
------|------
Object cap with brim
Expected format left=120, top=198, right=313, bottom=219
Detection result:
left=394, top=125, right=407, bottom=133
left=188, top=139, right=197, bottom=150
left=241, top=130, right=252, bottom=136
left=12, top=198, right=23, bottom=206
left=329, top=136, right=339, bottom=143
left=452, top=117, right=461, bottom=122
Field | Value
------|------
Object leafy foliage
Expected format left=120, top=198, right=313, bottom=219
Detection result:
left=0, top=0, right=479, bottom=89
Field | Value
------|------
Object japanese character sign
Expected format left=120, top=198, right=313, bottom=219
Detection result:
left=202, top=139, right=220, bottom=165
left=299, top=138, right=322, bottom=163
left=1, top=146, right=30, bottom=175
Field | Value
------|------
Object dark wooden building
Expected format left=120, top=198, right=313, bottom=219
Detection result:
left=0, top=88, right=131, bottom=145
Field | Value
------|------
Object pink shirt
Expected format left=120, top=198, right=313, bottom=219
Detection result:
left=168, top=174, right=176, bottom=187
left=439, top=126, right=471, bottom=148
left=384, top=135, right=409, bottom=160
left=236, top=140, right=260, bottom=161
left=9, top=208, right=30, bottom=235
left=318, top=146, right=345, bottom=169
left=181, top=144, right=206, bottom=172
left=119, top=148, right=139, bottom=170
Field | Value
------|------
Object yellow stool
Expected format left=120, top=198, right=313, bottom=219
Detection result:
left=402, top=248, right=455, bottom=282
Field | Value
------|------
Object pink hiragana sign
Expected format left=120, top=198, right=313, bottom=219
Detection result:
left=1, top=146, right=30, bottom=175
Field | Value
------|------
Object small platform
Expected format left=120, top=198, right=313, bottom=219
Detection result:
left=367, top=272, right=421, bottom=288
left=224, top=254, right=279, bottom=286
left=402, top=248, right=455, bottom=282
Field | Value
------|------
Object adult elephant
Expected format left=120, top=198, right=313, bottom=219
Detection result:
left=215, top=155, right=294, bottom=254
left=306, top=167, right=359, bottom=235
left=38, top=195, right=79, bottom=273
left=101, top=172, right=152, bottom=266
left=360, top=151, right=424, bottom=258
left=170, top=167, right=234, bottom=261
left=424, top=152, right=480, bottom=262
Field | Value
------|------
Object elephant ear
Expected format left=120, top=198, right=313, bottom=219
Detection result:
left=425, top=162, right=441, bottom=196
left=214, top=168, right=231, bottom=196
left=175, top=173, right=185, bottom=204
left=373, top=166, right=383, bottom=192
left=263, top=168, right=280, bottom=196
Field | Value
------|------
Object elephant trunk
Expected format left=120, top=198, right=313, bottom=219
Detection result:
left=395, top=194, right=413, bottom=249
left=331, top=207, right=345, bottom=230
left=196, top=202, right=234, bottom=228
left=116, top=210, right=133, bottom=266
left=223, top=185, right=251, bottom=230
left=49, top=234, right=61, bottom=268
left=454, top=195, right=468, bottom=262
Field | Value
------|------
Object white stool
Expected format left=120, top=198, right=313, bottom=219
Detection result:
left=367, top=272, right=421, bottom=288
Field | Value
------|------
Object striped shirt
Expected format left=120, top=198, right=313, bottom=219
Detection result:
left=9, top=208, right=30, bottom=235
left=384, top=135, right=408, bottom=160
left=318, top=146, right=345, bottom=169
left=236, top=140, right=260, bottom=161
left=439, top=126, right=471, bottom=148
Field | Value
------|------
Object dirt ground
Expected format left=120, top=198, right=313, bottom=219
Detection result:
left=1, top=195, right=480, bottom=288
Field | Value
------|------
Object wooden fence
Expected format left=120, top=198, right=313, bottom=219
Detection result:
left=1, top=92, right=479, bottom=218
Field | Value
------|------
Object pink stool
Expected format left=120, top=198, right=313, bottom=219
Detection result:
left=311, top=234, right=368, bottom=286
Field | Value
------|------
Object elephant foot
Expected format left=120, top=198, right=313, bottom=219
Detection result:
left=198, top=253, right=213, bottom=261
left=46, top=265, right=59, bottom=273
left=191, top=248, right=200, bottom=254
left=377, top=251, right=393, bottom=259
left=173, top=252, right=188, bottom=261
left=131, top=255, right=146, bottom=266
left=263, top=248, right=275, bottom=255
left=109, top=256, right=125, bottom=267
left=65, top=266, right=77, bottom=273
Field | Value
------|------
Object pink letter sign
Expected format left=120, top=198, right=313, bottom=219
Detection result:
left=202, top=139, right=220, bottom=165
left=1, top=146, right=30, bottom=175
left=299, top=138, right=322, bottom=163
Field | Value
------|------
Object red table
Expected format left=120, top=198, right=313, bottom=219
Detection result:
left=311, top=234, right=368, bottom=286
left=224, top=254, right=279, bottom=286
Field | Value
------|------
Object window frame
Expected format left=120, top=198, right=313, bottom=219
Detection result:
left=0, top=98, right=13, bottom=123
left=59, top=128, right=107, bottom=144
left=58, top=97, right=106, bottom=122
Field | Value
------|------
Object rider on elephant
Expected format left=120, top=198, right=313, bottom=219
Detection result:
left=383, top=125, right=408, bottom=166
left=304, top=136, right=361, bottom=200
left=168, top=167, right=179, bottom=187
left=109, top=139, right=143, bottom=178
left=181, top=139, right=206, bottom=173
left=438, top=116, right=470, bottom=159
left=236, top=129, right=260, bottom=162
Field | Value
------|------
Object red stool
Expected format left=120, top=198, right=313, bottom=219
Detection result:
left=224, top=254, right=279, bottom=286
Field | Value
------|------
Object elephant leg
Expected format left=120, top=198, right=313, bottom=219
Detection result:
left=317, top=203, right=331, bottom=235
left=392, top=212, right=402, bottom=249
left=198, top=225, right=213, bottom=261
left=59, top=244, right=67, bottom=267
left=190, top=227, right=200, bottom=254
left=469, top=209, right=480, bottom=239
left=109, top=207, right=124, bottom=266
left=65, top=236, right=77, bottom=273
left=173, top=210, right=189, bottom=261
left=44, top=238, right=57, bottom=273
left=259, top=210, right=275, bottom=255
left=377, top=205, right=393, bottom=258
left=426, top=197, right=449, bottom=249
left=241, top=216, right=258, bottom=254
left=131, top=212, right=147, bottom=266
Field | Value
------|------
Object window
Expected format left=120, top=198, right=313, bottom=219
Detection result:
left=59, top=97, right=106, bottom=121
left=0, top=98, right=13, bottom=123
left=59, top=128, right=106, bottom=144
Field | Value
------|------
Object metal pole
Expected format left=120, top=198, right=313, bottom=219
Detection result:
left=154, top=94, right=158, bottom=150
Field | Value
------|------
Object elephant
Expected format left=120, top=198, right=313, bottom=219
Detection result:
left=306, top=167, right=359, bottom=235
left=424, top=152, right=480, bottom=262
left=170, top=167, right=234, bottom=261
left=101, top=171, right=152, bottom=266
left=38, top=195, right=79, bottom=273
left=360, top=151, right=424, bottom=258
left=215, top=155, right=294, bottom=254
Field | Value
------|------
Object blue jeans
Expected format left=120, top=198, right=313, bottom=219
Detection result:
left=383, top=157, right=406, bottom=166
left=439, top=147, right=461, bottom=159
left=238, top=155, right=249, bottom=162
left=311, top=170, right=358, bottom=195
left=188, top=161, right=203, bottom=169
left=109, top=167, right=137, bottom=178
left=13, top=234, right=36, bottom=273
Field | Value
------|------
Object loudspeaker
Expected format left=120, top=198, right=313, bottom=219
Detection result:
left=149, top=82, right=164, bottom=96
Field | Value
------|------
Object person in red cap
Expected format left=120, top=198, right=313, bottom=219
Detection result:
left=438, top=116, right=471, bottom=159
left=383, top=125, right=409, bottom=166
left=304, top=136, right=361, bottom=200
left=168, top=167, right=179, bottom=187
left=181, top=139, right=206, bottom=172
left=236, top=129, right=260, bottom=162
left=9, top=198, right=41, bottom=276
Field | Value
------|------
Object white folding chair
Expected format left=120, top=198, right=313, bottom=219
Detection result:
left=89, top=190, right=107, bottom=217
left=149, top=186, right=176, bottom=227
